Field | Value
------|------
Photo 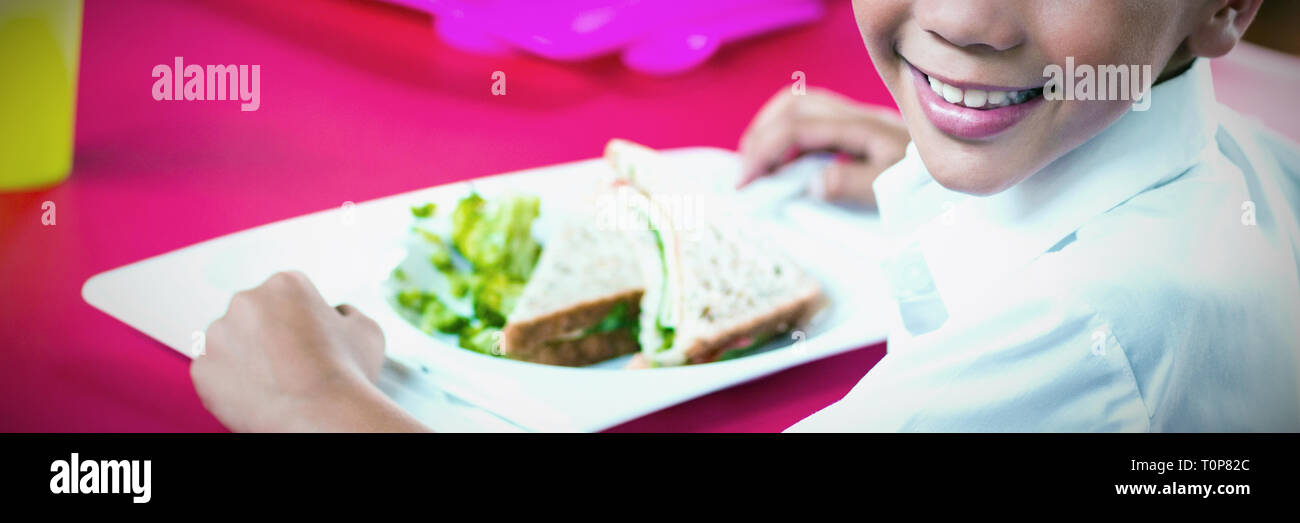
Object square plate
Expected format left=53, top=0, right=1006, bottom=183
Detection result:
left=83, top=147, right=895, bottom=432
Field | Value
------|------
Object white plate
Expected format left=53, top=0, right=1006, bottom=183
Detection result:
left=83, top=147, right=895, bottom=432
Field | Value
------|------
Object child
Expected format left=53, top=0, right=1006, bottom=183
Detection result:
left=191, top=0, right=1300, bottom=431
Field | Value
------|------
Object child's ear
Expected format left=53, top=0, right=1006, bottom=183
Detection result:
left=1185, top=0, right=1263, bottom=58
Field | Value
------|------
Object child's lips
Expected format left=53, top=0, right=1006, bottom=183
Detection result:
left=908, top=62, right=1044, bottom=140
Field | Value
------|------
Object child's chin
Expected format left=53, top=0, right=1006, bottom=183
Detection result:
left=916, top=145, right=1031, bottom=197
left=930, top=170, right=1014, bottom=196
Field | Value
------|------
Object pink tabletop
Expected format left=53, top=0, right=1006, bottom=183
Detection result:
left=0, top=0, right=889, bottom=432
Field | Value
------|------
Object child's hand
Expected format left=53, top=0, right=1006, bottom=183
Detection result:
left=191, top=271, right=426, bottom=432
left=738, top=87, right=910, bottom=206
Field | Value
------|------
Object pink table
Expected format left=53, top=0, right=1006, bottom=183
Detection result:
left=0, top=0, right=889, bottom=432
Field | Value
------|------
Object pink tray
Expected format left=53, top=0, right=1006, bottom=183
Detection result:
left=384, top=0, right=825, bottom=74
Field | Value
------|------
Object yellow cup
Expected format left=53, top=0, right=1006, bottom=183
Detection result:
left=0, top=0, right=82, bottom=191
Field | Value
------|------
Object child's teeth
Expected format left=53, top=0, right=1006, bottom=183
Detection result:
left=925, top=74, right=1034, bottom=109
left=941, top=84, right=963, bottom=104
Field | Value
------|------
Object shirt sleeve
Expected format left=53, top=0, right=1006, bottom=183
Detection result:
left=786, top=294, right=1153, bottom=432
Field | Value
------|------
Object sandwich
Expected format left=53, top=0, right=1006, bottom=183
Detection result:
left=603, top=139, right=825, bottom=367
left=499, top=215, right=644, bottom=366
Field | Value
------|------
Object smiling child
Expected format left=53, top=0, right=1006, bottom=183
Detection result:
left=192, top=0, right=1299, bottom=432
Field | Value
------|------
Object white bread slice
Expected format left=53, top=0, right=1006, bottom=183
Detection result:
left=604, top=139, right=825, bottom=366
left=501, top=214, right=644, bottom=366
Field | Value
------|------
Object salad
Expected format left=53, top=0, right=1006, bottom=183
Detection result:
left=390, top=193, right=542, bottom=356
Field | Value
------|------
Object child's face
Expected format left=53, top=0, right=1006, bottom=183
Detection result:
left=853, top=0, right=1209, bottom=195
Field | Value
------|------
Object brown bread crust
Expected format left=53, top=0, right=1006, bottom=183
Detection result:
left=501, top=291, right=642, bottom=364
left=684, top=285, right=824, bottom=364
left=503, top=327, right=641, bottom=366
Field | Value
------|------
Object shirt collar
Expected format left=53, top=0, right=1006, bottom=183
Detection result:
left=874, top=59, right=1220, bottom=320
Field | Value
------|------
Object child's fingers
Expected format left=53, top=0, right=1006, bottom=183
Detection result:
left=739, top=115, right=871, bottom=187
left=819, top=160, right=879, bottom=205
left=738, top=90, right=799, bottom=184
left=738, top=89, right=844, bottom=181
left=738, top=89, right=890, bottom=188
left=739, top=107, right=844, bottom=186
left=740, top=88, right=802, bottom=151
left=857, top=109, right=910, bottom=164
left=259, top=270, right=335, bottom=315
left=738, top=120, right=795, bottom=186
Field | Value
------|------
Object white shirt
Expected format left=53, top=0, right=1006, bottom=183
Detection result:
left=788, top=60, right=1300, bottom=432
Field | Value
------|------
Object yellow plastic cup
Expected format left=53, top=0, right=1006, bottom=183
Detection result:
left=0, top=0, right=82, bottom=191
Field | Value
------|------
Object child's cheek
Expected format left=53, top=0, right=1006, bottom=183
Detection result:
left=850, top=0, right=912, bottom=103
left=850, top=0, right=911, bottom=55
left=1033, top=1, right=1179, bottom=83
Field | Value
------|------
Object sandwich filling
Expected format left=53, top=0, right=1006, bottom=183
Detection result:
left=604, top=138, right=824, bottom=367
left=542, top=301, right=639, bottom=345
left=619, top=183, right=682, bottom=357
left=605, top=139, right=687, bottom=359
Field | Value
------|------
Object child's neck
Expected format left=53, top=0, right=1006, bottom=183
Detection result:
left=1156, top=48, right=1198, bottom=87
